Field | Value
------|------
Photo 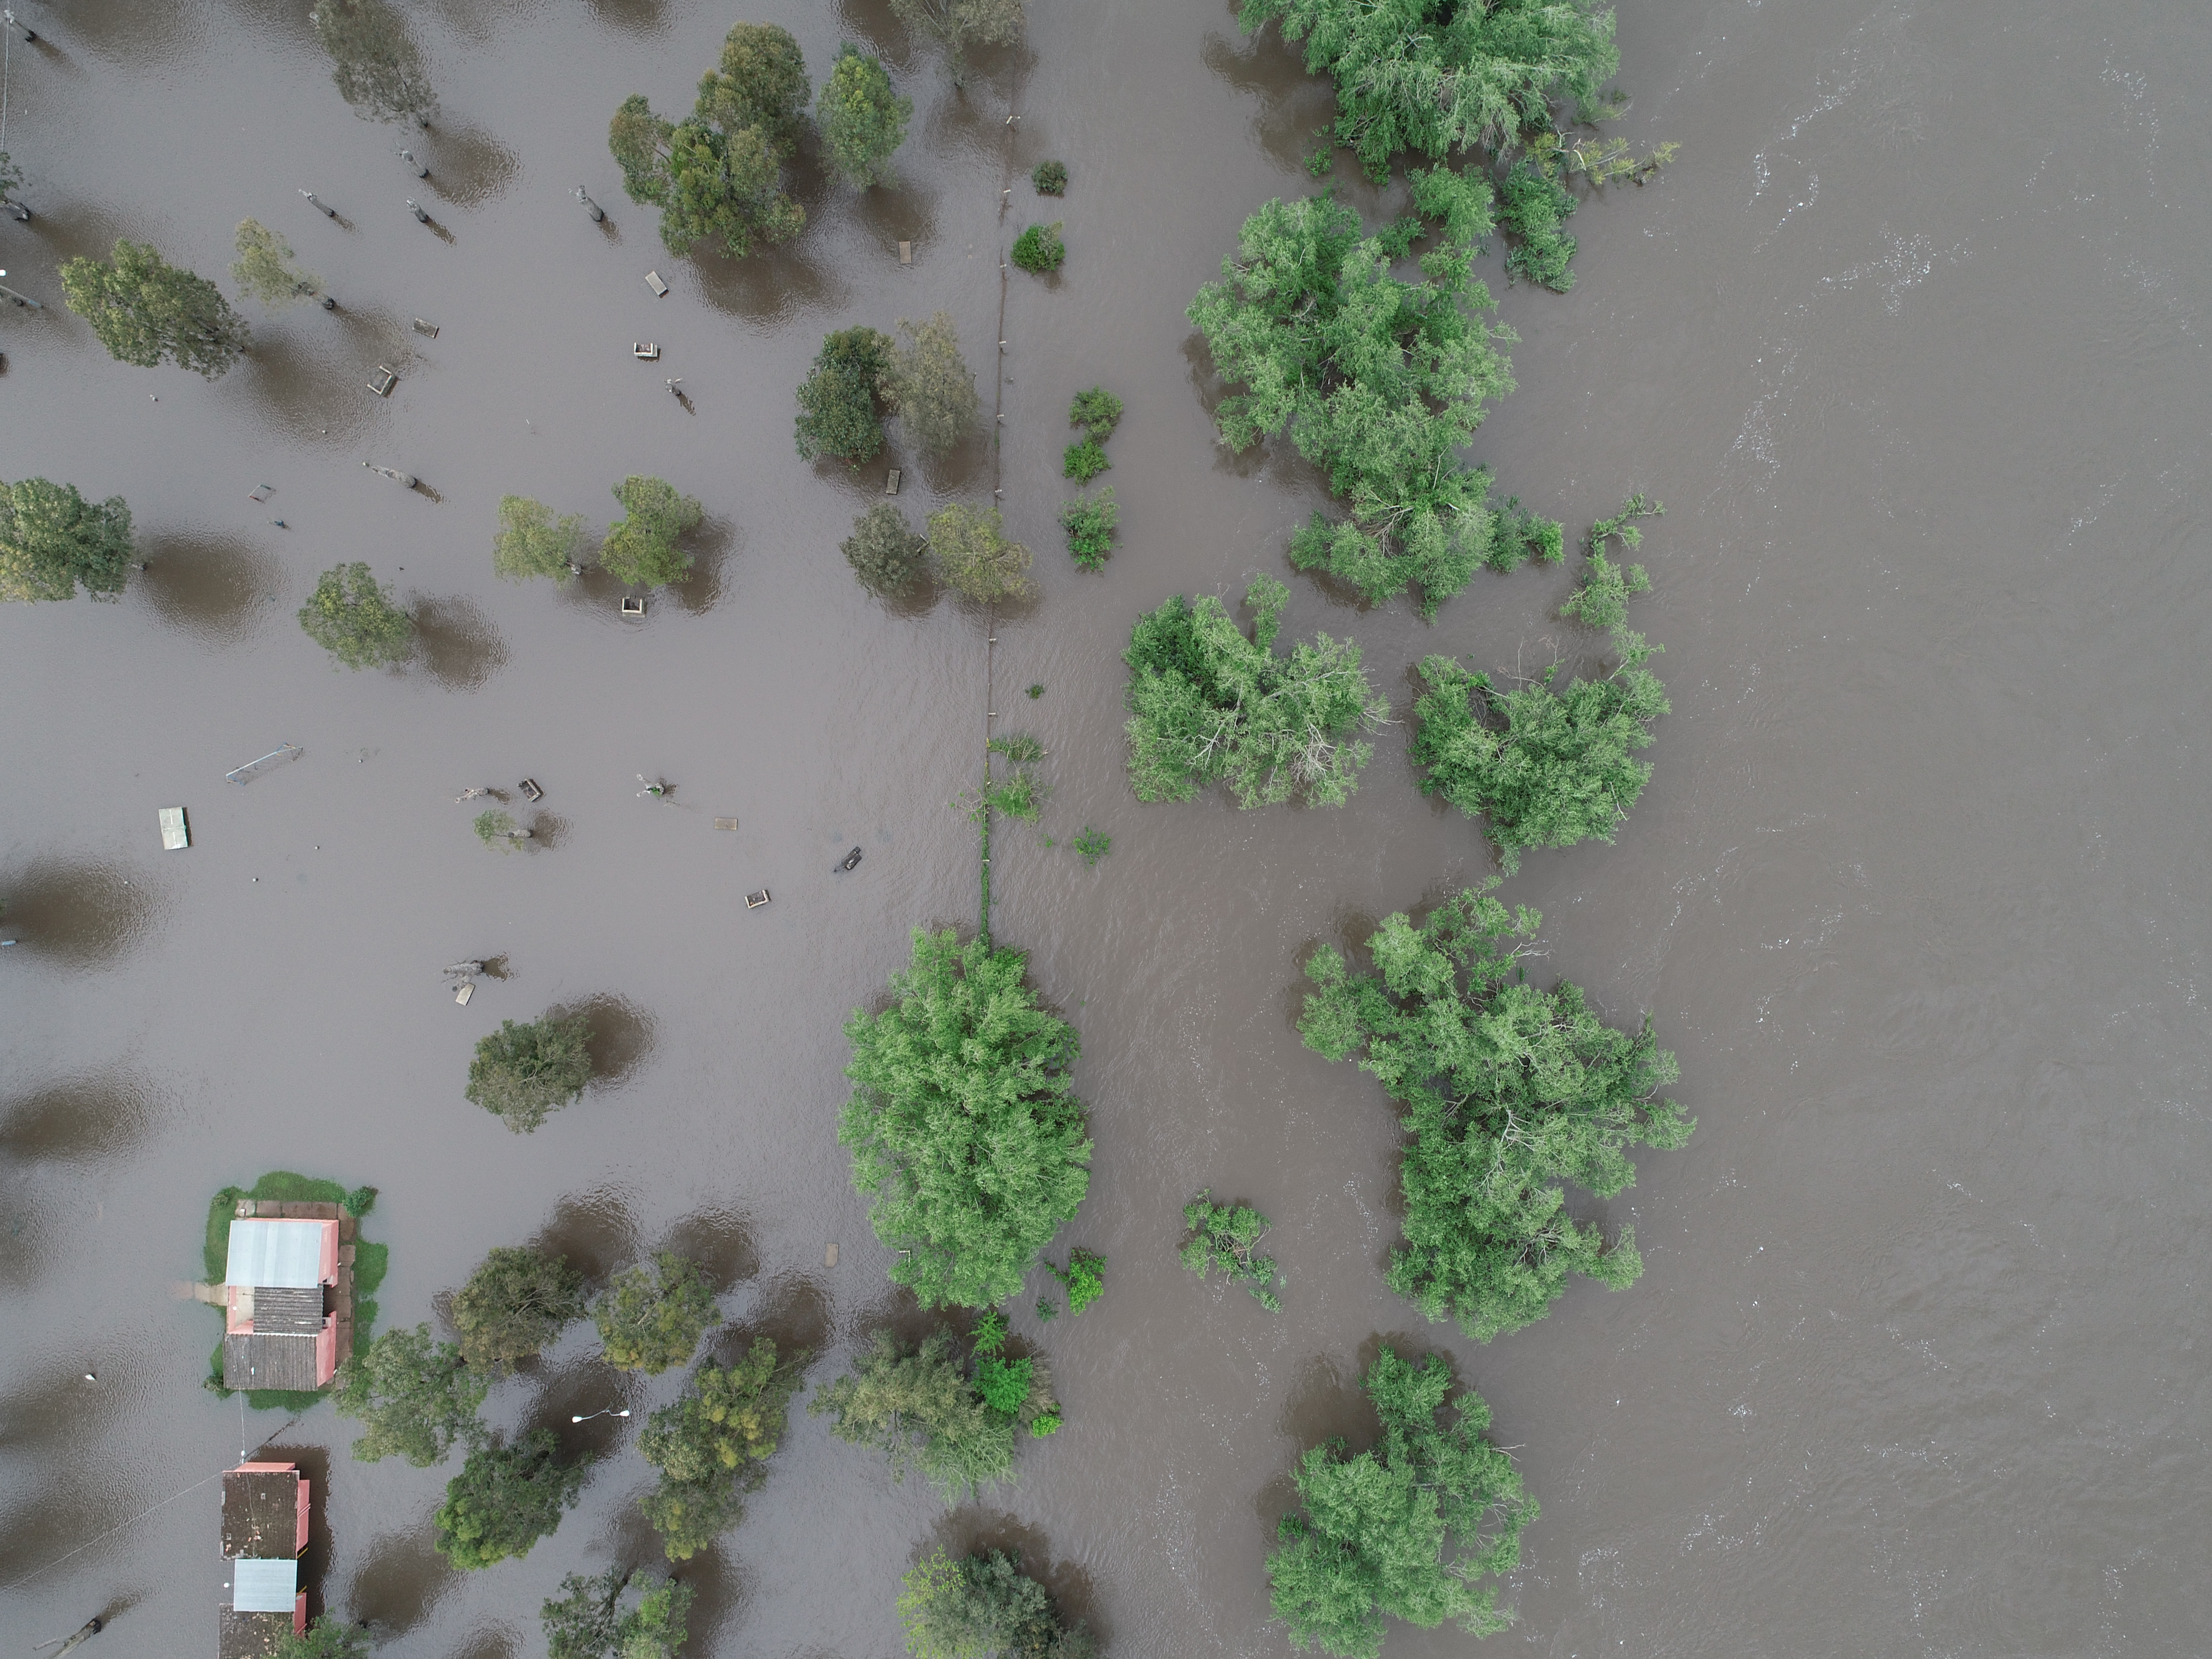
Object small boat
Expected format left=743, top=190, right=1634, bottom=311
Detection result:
left=835, top=846, right=863, bottom=873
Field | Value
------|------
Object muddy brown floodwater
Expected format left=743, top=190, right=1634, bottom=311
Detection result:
left=5, top=0, right=2212, bottom=1654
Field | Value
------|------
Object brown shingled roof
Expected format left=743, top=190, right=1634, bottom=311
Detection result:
left=221, top=1468, right=301, bottom=1558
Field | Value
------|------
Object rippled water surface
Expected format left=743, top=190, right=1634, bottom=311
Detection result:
left=5, top=0, right=2210, bottom=1653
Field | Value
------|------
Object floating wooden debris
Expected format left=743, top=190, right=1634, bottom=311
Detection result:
left=835, top=846, right=863, bottom=873
left=247, top=483, right=274, bottom=503
left=645, top=271, right=669, bottom=297
left=226, top=743, right=302, bottom=785
left=825, top=1241, right=839, bottom=1267
left=158, top=806, right=190, bottom=850
left=714, top=817, right=740, bottom=831
left=899, top=240, right=912, bottom=264
left=442, top=960, right=484, bottom=976
left=518, top=778, right=543, bottom=802
left=619, top=595, right=647, bottom=617
left=633, top=342, right=661, bottom=360
left=745, top=889, right=771, bottom=910
left=367, top=365, right=397, bottom=397
left=885, top=468, right=901, bottom=496
left=413, top=317, right=439, bottom=337
left=454, top=981, right=474, bottom=1006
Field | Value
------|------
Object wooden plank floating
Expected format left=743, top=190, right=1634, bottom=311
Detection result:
left=885, top=468, right=901, bottom=496
left=745, top=889, right=771, bottom=910
left=645, top=271, right=669, bottom=296
left=899, top=240, right=912, bottom=264
left=714, top=817, right=739, bottom=831
left=454, top=981, right=474, bottom=1006
left=158, top=806, right=189, bottom=850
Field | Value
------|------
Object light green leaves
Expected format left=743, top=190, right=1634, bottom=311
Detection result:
left=61, top=240, right=249, bottom=378
left=818, top=43, right=911, bottom=187
left=297, top=562, right=414, bottom=670
left=0, top=478, right=134, bottom=603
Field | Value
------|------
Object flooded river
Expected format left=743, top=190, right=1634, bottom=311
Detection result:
left=5, top=0, right=2211, bottom=1653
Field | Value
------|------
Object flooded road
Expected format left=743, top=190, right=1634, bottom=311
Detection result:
left=6, top=0, right=2212, bottom=1653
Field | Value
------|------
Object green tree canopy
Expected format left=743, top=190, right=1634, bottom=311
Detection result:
left=1123, top=574, right=1387, bottom=809
left=0, top=478, right=134, bottom=603
left=1180, top=1190, right=1282, bottom=1310
left=1188, top=191, right=1564, bottom=617
left=270, top=1618, right=373, bottom=1659
left=810, top=1326, right=1055, bottom=1503
left=465, top=1013, right=593, bottom=1132
left=61, top=240, right=250, bottom=378
left=1010, top=221, right=1066, bottom=275
left=298, top=562, right=415, bottom=670
left=594, top=1251, right=718, bottom=1374
left=795, top=326, right=894, bottom=464
left=451, top=1245, right=586, bottom=1370
left=890, top=0, right=1025, bottom=85
left=840, top=929, right=1091, bottom=1308
left=638, top=1336, right=806, bottom=1558
left=492, top=495, right=585, bottom=583
left=433, top=1428, right=591, bottom=1570
left=819, top=43, right=912, bottom=187
left=899, top=1547, right=1097, bottom=1659
left=843, top=502, right=930, bottom=596
left=697, top=21, right=812, bottom=155
left=599, top=476, right=702, bottom=588
left=1409, top=545, right=1666, bottom=870
left=927, top=505, right=1032, bottom=604
left=332, top=1324, right=488, bottom=1466
left=1268, top=1347, right=1535, bottom=1659
left=1300, top=885, right=1691, bottom=1341
left=232, top=219, right=323, bottom=307
left=311, top=0, right=435, bottom=124
left=883, top=312, right=978, bottom=457
left=543, top=1569, right=695, bottom=1659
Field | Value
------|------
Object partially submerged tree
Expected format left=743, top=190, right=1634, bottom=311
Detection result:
left=638, top=1336, right=806, bottom=1558
left=1188, top=189, right=1562, bottom=616
left=1300, top=885, right=1691, bottom=1341
left=473, top=808, right=524, bottom=851
left=599, top=476, right=702, bottom=587
left=795, top=326, right=894, bottom=464
left=1268, top=1347, right=1535, bottom=1659
left=1123, top=574, right=1388, bottom=809
left=1069, top=386, right=1122, bottom=442
left=465, top=1013, right=594, bottom=1133
left=810, top=1325, right=1057, bottom=1503
left=543, top=1568, right=695, bottom=1659
left=433, top=1429, right=591, bottom=1570
left=1180, top=1190, right=1282, bottom=1309
left=1058, top=488, right=1116, bottom=572
left=818, top=43, right=912, bottom=187
left=840, top=929, right=1090, bottom=1308
left=231, top=219, right=325, bottom=308
left=311, top=0, right=436, bottom=125
left=890, top=0, right=1025, bottom=86
left=928, top=505, right=1031, bottom=603
left=594, top=1251, right=718, bottom=1374
left=899, top=1547, right=1096, bottom=1659
left=843, top=502, right=930, bottom=597
left=298, top=562, right=415, bottom=670
left=0, top=152, right=23, bottom=215
left=332, top=1324, right=488, bottom=1467
left=0, top=478, right=134, bottom=603
left=884, top=312, right=978, bottom=457
left=698, top=21, right=812, bottom=152
left=1010, top=221, right=1065, bottom=275
left=61, top=240, right=250, bottom=378
left=492, top=496, right=585, bottom=583
left=451, top=1246, right=586, bottom=1370
left=1409, top=527, right=1667, bottom=870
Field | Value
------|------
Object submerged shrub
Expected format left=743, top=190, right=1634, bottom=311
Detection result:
left=1058, top=488, right=1116, bottom=571
left=1031, top=159, right=1068, bottom=195
left=1010, top=221, right=1065, bottom=275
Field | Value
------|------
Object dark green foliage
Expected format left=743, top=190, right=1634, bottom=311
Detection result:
left=899, top=1547, right=1097, bottom=1659
left=638, top=1336, right=805, bottom=1558
left=1488, top=496, right=1565, bottom=570
left=465, top=1013, right=593, bottom=1132
left=594, top=1251, right=719, bottom=1374
left=1011, top=221, right=1066, bottom=274
left=342, top=1186, right=377, bottom=1218
left=310, top=0, right=434, bottom=125
left=1061, top=438, right=1109, bottom=484
left=1035, top=1294, right=1059, bottom=1322
left=841, top=930, right=1090, bottom=1307
left=61, top=240, right=249, bottom=377
left=819, top=43, right=912, bottom=187
left=1267, top=1347, right=1535, bottom=1657
left=271, top=1618, right=374, bottom=1659
left=810, top=1325, right=1058, bottom=1503
left=333, top=1324, right=488, bottom=1466
left=1026, top=683, right=1045, bottom=698
left=1032, top=158, right=1069, bottom=195
left=298, top=562, right=414, bottom=670
left=1498, top=161, right=1577, bottom=289
left=1191, top=191, right=1557, bottom=616
left=971, top=1353, right=1032, bottom=1414
left=1058, top=488, right=1116, bottom=571
left=434, top=1429, right=590, bottom=1569
left=1583, top=490, right=1662, bottom=560
left=1180, top=1191, right=1282, bottom=1309
left=1123, top=574, right=1387, bottom=809
left=1300, top=886, right=1691, bottom=1341
left=797, top=326, right=895, bottom=464
left=493, top=496, right=585, bottom=583
left=1050, top=1247, right=1106, bottom=1315
left=452, top=1246, right=585, bottom=1370
left=1409, top=540, right=1665, bottom=870
left=1071, top=827, right=1111, bottom=867
left=544, top=1569, right=694, bottom=1659
left=601, top=476, right=703, bottom=588
left=845, top=501, right=930, bottom=596
left=890, top=0, right=1026, bottom=86
left=0, top=478, right=134, bottom=603
left=1069, top=386, right=1122, bottom=442
left=697, top=22, right=811, bottom=155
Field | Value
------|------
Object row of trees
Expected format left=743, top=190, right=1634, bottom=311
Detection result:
left=843, top=500, right=1032, bottom=604
left=494, top=478, right=704, bottom=589
left=795, top=312, right=978, bottom=465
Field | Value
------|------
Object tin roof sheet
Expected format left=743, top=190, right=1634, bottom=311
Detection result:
left=225, top=1220, right=325, bottom=1288
left=233, top=1556, right=297, bottom=1613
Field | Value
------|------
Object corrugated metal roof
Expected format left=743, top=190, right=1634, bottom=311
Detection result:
left=225, top=1220, right=325, bottom=1288
left=251, top=1286, right=326, bottom=1334
left=222, top=1332, right=322, bottom=1392
left=233, top=1556, right=297, bottom=1613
